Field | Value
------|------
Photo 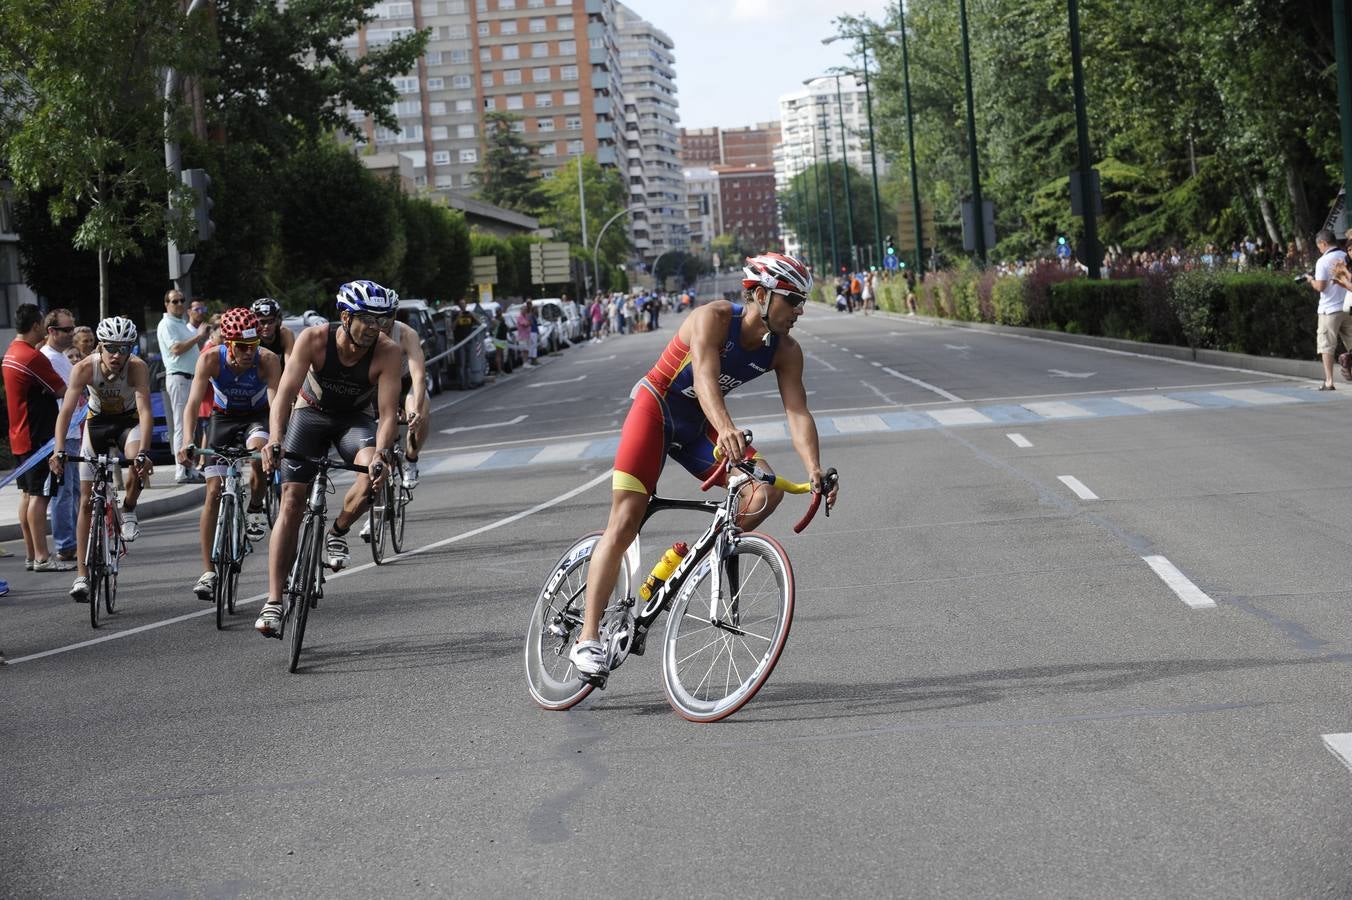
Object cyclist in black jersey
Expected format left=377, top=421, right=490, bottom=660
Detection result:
left=251, top=297, right=295, bottom=361
left=255, top=281, right=403, bottom=638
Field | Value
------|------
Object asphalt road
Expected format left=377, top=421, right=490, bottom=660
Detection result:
left=6, top=304, right=1352, bottom=898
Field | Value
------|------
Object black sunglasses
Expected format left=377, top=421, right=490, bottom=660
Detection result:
left=48, top=325, right=75, bottom=333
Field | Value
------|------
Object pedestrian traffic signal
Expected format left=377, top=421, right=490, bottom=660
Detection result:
left=1057, top=235, right=1067, bottom=246
left=182, top=168, right=215, bottom=243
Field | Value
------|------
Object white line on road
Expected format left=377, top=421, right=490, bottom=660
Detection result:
left=440, top=414, right=528, bottom=435
left=928, top=407, right=991, bottom=426
left=870, top=361, right=882, bottom=367
left=1007, top=433, right=1033, bottom=448
left=803, top=352, right=838, bottom=372
left=1323, top=734, right=1352, bottom=773
left=6, top=471, right=613, bottom=665
left=571, top=355, right=616, bottom=364
left=1116, top=395, right=1198, bottom=412
left=881, top=367, right=963, bottom=402
left=1058, top=475, right=1100, bottom=500
left=854, top=353, right=865, bottom=359
left=531, top=375, right=588, bottom=387
left=1142, top=555, right=1217, bottom=609
left=1025, top=401, right=1093, bottom=418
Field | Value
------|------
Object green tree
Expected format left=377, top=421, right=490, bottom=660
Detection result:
left=779, top=161, right=885, bottom=272
left=474, top=112, right=539, bottom=213
left=535, top=156, right=630, bottom=291
left=398, top=194, right=471, bottom=301
left=0, top=0, right=208, bottom=315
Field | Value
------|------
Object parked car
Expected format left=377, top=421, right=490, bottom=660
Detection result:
left=398, top=298, right=449, bottom=394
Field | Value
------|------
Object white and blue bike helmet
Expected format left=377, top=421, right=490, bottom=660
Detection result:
left=335, top=280, right=399, bottom=315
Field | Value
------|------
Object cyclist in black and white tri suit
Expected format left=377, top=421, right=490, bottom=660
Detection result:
left=255, top=281, right=403, bottom=638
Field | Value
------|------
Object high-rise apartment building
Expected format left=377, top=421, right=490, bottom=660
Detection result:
left=774, top=74, right=887, bottom=259
left=679, top=127, right=721, bottom=167
left=348, top=0, right=623, bottom=194
left=682, top=167, right=721, bottom=250
left=615, top=3, right=685, bottom=264
left=714, top=163, right=778, bottom=253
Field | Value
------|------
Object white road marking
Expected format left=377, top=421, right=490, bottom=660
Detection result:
left=1048, top=369, right=1096, bottom=378
left=1115, top=395, right=1198, bottom=412
left=1058, top=475, right=1100, bottom=500
left=832, top=415, right=888, bottom=433
left=853, top=353, right=865, bottom=359
left=1024, top=401, right=1093, bottom=418
left=571, top=355, right=616, bottom=364
left=945, top=344, right=970, bottom=351
left=440, top=414, right=528, bottom=435
left=531, top=441, right=590, bottom=463
left=1142, top=555, right=1217, bottom=609
left=861, top=381, right=895, bottom=405
left=870, top=361, right=882, bottom=367
left=6, top=471, right=613, bottom=665
left=928, top=407, right=992, bottom=426
left=882, top=367, right=963, bottom=402
left=531, top=375, right=588, bottom=387
left=1007, top=433, right=1033, bottom=448
left=1323, top=734, right=1352, bottom=773
left=747, top=421, right=788, bottom=443
left=804, top=352, right=839, bottom=372
left=1211, top=388, right=1298, bottom=406
left=426, top=451, right=496, bottom=474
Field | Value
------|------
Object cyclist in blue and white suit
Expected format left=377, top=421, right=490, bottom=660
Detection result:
left=255, top=280, right=403, bottom=638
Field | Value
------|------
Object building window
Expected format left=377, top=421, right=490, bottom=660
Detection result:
left=539, top=143, right=557, bottom=157
left=535, top=92, right=553, bottom=107
left=445, top=0, right=466, bottom=11
left=429, top=101, right=447, bottom=115
left=460, top=148, right=479, bottom=163
left=528, top=0, right=545, bottom=6
left=393, top=77, right=418, bottom=94
left=531, top=42, right=549, bottom=58
left=481, top=72, right=494, bottom=87
left=451, top=48, right=469, bottom=63
left=478, top=22, right=490, bottom=36
left=501, top=19, right=518, bottom=35
left=560, top=64, right=577, bottom=81
left=483, top=96, right=496, bottom=110
left=499, top=0, right=515, bottom=7
left=502, top=44, right=520, bottom=59
left=455, top=98, right=473, bottom=112
left=565, top=115, right=581, bottom=129
left=538, top=117, right=555, bottom=131
left=476, top=0, right=486, bottom=9
left=557, top=14, right=573, bottom=30
left=446, top=23, right=467, bottom=38
left=506, top=94, right=524, bottom=109
left=395, top=99, right=421, bottom=116
left=457, top=123, right=476, bottom=138
left=510, top=120, right=526, bottom=133
left=452, top=74, right=472, bottom=89
left=479, top=47, right=492, bottom=62
left=414, top=174, right=428, bottom=186
left=559, top=40, right=575, bottom=55
left=425, top=77, right=444, bottom=90
left=531, top=67, right=550, bottom=82
left=563, top=90, right=579, bottom=105
left=568, top=139, right=584, bottom=155
left=504, top=69, right=522, bottom=84
left=432, top=151, right=451, bottom=165
left=435, top=174, right=454, bottom=187
left=430, top=125, right=448, bottom=140
left=529, top=17, right=547, bottom=32
left=425, top=51, right=443, bottom=65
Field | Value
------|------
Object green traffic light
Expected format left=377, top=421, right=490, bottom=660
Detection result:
left=1057, top=236, right=1067, bottom=245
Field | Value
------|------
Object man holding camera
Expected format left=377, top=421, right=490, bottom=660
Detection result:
left=1305, top=229, right=1350, bottom=389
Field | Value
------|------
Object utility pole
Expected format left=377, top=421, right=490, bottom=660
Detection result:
left=1334, top=0, right=1352, bottom=231
left=577, top=156, right=590, bottom=293
left=957, top=0, right=986, bottom=264
left=832, top=75, right=857, bottom=271
left=1068, top=0, right=1100, bottom=278
left=896, top=4, right=925, bottom=276
left=857, top=38, right=885, bottom=271
left=818, top=113, right=839, bottom=274
left=164, top=0, right=209, bottom=307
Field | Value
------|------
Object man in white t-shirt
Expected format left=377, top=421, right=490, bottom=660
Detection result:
left=40, top=309, right=80, bottom=562
left=1306, top=228, right=1350, bottom=390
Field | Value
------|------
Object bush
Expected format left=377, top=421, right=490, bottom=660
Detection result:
left=991, top=276, right=1027, bottom=325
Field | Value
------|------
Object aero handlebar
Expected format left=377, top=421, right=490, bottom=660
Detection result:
left=699, top=430, right=837, bottom=533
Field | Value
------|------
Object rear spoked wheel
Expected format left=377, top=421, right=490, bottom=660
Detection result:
left=525, top=532, right=631, bottom=710
left=661, top=533, right=794, bottom=723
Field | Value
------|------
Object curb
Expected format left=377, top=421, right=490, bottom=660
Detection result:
left=812, top=301, right=1325, bottom=384
left=0, top=483, right=206, bottom=545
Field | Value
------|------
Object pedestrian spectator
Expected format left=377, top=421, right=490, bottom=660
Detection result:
left=527, top=300, right=541, bottom=361
left=156, top=288, right=209, bottom=483
left=3, top=303, right=70, bottom=571
left=451, top=300, right=479, bottom=388
left=590, top=296, right=604, bottom=341
left=71, top=325, right=95, bottom=360
left=516, top=301, right=537, bottom=365
left=862, top=270, right=876, bottom=315
left=1304, top=228, right=1351, bottom=389
left=40, top=309, right=80, bottom=563
left=648, top=292, right=660, bottom=331
left=492, top=309, right=509, bottom=371
left=849, top=271, right=862, bottom=313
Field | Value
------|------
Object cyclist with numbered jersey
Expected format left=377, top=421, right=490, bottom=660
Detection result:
left=179, top=307, right=282, bottom=600
left=357, top=310, right=428, bottom=544
left=251, top=297, right=295, bottom=361
left=48, top=316, right=155, bottom=602
left=567, top=253, right=840, bottom=683
left=255, top=280, right=403, bottom=637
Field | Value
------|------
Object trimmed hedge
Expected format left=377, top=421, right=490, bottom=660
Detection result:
left=823, top=268, right=1313, bottom=360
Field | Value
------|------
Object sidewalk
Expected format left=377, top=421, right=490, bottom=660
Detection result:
left=0, top=474, right=205, bottom=546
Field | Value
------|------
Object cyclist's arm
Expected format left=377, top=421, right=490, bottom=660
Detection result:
left=687, top=303, right=742, bottom=461
left=280, top=325, right=296, bottom=359
left=775, top=339, right=837, bottom=507
left=261, top=348, right=282, bottom=411
left=372, top=338, right=402, bottom=455
left=181, top=350, right=214, bottom=459
left=400, top=323, right=428, bottom=413
left=129, top=359, right=155, bottom=465
left=271, top=327, right=318, bottom=443
left=52, top=358, right=92, bottom=459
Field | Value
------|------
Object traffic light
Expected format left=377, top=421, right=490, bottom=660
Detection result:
left=1057, top=235, right=1067, bottom=246
left=885, top=234, right=895, bottom=254
left=182, top=168, right=215, bottom=243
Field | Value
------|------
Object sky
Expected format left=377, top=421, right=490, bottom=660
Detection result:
left=621, top=0, right=895, bottom=131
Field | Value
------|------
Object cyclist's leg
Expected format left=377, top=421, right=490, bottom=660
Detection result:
left=578, top=384, right=668, bottom=644
left=120, top=424, right=147, bottom=510
left=199, top=475, right=223, bottom=573
left=332, top=412, right=379, bottom=533
left=678, top=424, right=784, bottom=529
left=244, top=419, right=270, bottom=512
left=75, top=480, right=94, bottom=578
left=267, top=408, right=326, bottom=606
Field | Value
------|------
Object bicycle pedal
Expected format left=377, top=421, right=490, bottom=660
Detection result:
left=581, top=671, right=608, bottom=690
left=631, top=629, right=648, bottom=656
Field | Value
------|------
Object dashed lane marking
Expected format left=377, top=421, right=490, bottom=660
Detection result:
left=1007, top=433, right=1033, bottom=448
left=1142, top=555, right=1217, bottom=609
left=1058, top=475, right=1100, bottom=500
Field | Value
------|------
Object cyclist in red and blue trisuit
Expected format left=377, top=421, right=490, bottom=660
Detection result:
left=179, top=307, right=282, bottom=601
left=568, top=252, right=840, bottom=682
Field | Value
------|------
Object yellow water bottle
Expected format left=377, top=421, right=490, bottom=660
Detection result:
left=638, top=542, right=689, bottom=602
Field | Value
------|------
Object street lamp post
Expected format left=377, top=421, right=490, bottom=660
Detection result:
left=592, top=207, right=633, bottom=295
left=806, top=76, right=857, bottom=272
left=823, top=33, right=886, bottom=276
left=886, top=8, right=926, bottom=277
left=957, top=0, right=987, bottom=264
left=809, top=136, right=826, bottom=277
left=817, top=111, right=840, bottom=274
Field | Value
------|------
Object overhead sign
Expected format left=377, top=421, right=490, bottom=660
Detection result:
left=530, top=241, right=570, bottom=285
left=472, top=255, right=498, bottom=285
